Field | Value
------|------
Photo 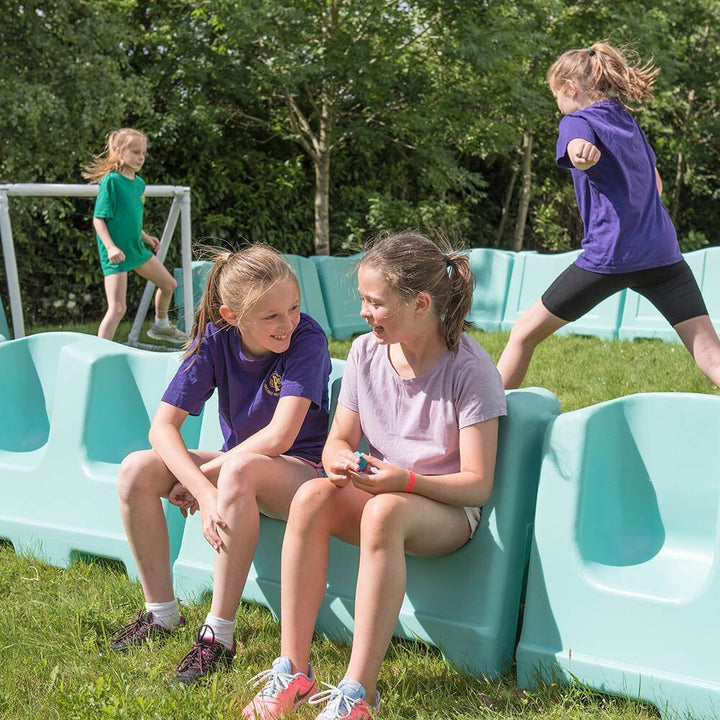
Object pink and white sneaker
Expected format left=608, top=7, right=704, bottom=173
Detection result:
left=309, top=679, right=380, bottom=719
left=242, top=656, right=317, bottom=719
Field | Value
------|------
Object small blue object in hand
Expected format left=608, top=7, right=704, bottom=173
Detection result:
left=354, top=451, right=368, bottom=471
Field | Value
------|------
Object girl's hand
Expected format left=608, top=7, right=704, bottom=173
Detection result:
left=325, top=450, right=367, bottom=488
left=568, top=138, right=601, bottom=170
left=349, top=454, right=409, bottom=495
left=107, top=245, right=125, bottom=264
left=199, top=492, right=227, bottom=552
left=168, top=482, right=198, bottom=518
left=143, top=234, right=161, bottom=252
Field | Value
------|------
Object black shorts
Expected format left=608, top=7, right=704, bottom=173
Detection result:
left=541, top=260, right=708, bottom=326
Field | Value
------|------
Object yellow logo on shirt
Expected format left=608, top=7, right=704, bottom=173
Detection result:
left=264, top=371, right=282, bottom=397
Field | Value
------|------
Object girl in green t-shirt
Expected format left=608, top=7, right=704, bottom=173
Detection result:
left=84, top=128, right=186, bottom=344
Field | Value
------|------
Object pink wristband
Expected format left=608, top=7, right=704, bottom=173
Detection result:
left=403, top=470, right=416, bottom=493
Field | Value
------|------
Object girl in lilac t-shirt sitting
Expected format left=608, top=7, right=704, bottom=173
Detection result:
left=242, top=233, right=506, bottom=720
left=498, top=42, right=720, bottom=391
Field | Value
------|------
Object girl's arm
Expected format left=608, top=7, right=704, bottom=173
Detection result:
left=566, top=138, right=601, bottom=171
left=199, top=394, right=314, bottom=477
left=350, top=417, right=499, bottom=508
left=93, top=217, right=125, bottom=264
left=322, top=403, right=365, bottom=487
left=655, top=167, right=663, bottom=195
left=149, top=401, right=227, bottom=550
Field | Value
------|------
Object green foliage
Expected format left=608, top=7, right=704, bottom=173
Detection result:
left=3, top=1, right=720, bottom=319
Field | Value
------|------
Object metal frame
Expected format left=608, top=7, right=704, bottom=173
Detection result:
left=0, top=183, right=193, bottom=343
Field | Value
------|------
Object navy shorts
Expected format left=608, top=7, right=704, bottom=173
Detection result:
left=541, top=260, right=708, bottom=326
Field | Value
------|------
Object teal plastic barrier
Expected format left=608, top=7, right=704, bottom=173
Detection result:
left=0, top=297, right=9, bottom=341
left=173, top=385, right=560, bottom=677
left=0, top=333, right=198, bottom=577
left=502, top=250, right=624, bottom=339
left=173, top=260, right=213, bottom=331
left=173, top=255, right=332, bottom=336
left=516, top=392, right=720, bottom=719
left=309, top=255, right=368, bottom=340
left=466, top=248, right=515, bottom=332
left=618, top=250, right=707, bottom=343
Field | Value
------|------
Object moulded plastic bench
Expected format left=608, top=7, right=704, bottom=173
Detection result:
left=516, top=392, right=720, bottom=719
left=173, top=384, right=561, bottom=677
left=466, top=248, right=515, bottom=332
left=0, top=333, right=196, bottom=578
left=618, top=249, right=707, bottom=344
left=502, top=250, right=624, bottom=340
left=173, top=260, right=213, bottom=331
left=309, top=255, right=368, bottom=340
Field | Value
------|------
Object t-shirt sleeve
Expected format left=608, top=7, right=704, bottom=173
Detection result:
left=455, top=354, right=507, bottom=428
left=556, top=115, right=597, bottom=168
left=161, top=334, right=217, bottom=416
left=337, top=338, right=360, bottom=413
left=279, top=321, right=331, bottom=408
left=93, top=175, right=115, bottom=219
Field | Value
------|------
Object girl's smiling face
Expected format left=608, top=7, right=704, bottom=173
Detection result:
left=234, top=277, right=301, bottom=358
left=118, top=137, right=147, bottom=174
left=358, top=266, right=413, bottom=345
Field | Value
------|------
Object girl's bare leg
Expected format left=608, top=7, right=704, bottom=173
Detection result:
left=135, top=256, right=177, bottom=320
left=674, top=314, right=720, bottom=388
left=98, top=272, right=127, bottom=340
left=497, top=300, right=568, bottom=388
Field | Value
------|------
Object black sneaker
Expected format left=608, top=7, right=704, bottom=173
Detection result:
left=108, top=610, right=185, bottom=652
left=170, top=625, right=236, bottom=686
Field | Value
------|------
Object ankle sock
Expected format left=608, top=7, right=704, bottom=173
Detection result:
left=201, top=613, right=236, bottom=649
left=146, top=598, right=181, bottom=630
left=154, top=316, right=170, bottom=329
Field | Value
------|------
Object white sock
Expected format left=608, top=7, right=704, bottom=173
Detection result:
left=145, top=598, right=181, bottom=630
left=154, top=316, right=171, bottom=329
left=201, top=613, right=236, bottom=649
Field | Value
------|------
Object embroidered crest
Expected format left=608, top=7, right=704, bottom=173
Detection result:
left=264, top=371, right=282, bottom=396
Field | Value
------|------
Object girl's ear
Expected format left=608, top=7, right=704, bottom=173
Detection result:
left=414, top=291, right=432, bottom=317
left=565, top=78, right=579, bottom=96
left=219, top=304, right=240, bottom=327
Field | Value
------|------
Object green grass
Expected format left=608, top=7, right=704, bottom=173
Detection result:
left=3, top=324, right=715, bottom=718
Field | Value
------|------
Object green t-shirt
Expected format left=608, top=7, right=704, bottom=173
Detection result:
left=93, top=171, right=153, bottom=276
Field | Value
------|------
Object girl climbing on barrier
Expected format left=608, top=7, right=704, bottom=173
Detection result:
left=83, top=127, right=186, bottom=343
left=497, top=42, right=720, bottom=390
left=107, top=244, right=332, bottom=687
left=241, top=233, right=506, bottom=720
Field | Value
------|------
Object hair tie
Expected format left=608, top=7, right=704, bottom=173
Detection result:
left=587, top=46, right=596, bottom=56
left=444, top=255, right=454, bottom=269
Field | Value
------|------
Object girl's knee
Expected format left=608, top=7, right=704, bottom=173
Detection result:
left=117, top=451, right=157, bottom=499
left=360, top=494, right=406, bottom=546
left=287, top=477, right=336, bottom=526
left=216, top=452, right=266, bottom=502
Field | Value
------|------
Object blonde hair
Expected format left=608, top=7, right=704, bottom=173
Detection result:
left=547, top=42, right=659, bottom=104
left=360, top=232, right=473, bottom=351
left=184, top=244, right=298, bottom=363
left=82, top=128, right=148, bottom=183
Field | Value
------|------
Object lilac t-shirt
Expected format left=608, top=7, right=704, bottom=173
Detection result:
left=162, top=313, right=331, bottom=460
left=338, top=332, right=507, bottom=477
left=557, top=99, right=681, bottom=273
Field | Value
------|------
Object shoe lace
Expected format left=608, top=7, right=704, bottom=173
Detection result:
left=175, top=625, right=222, bottom=674
left=308, top=683, right=368, bottom=718
left=111, top=611, right=153, bottom=643
left=247, top=666, right=293, bottom=698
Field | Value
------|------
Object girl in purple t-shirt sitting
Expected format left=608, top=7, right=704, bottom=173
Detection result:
left=106, top=244, right=331, bottom=686
left=242, top=233, right=506, bottom=720
left=498, top=42, right=720, bottom=390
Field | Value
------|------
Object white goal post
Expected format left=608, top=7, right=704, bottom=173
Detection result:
left=0, top=183, right=194, bottom=344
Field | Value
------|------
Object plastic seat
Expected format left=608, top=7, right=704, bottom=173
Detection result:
left=502, top=250, right=624, bottom=339
left=466, top=248, right=515, bottom=332
left=174, top=385, right=560, bottom=677
left=0, top=334, right=190, bottom=577
left=173, top=260, right=213, bottom=331
left=309, top=255, right=368, bottom=340
left=618, top=250, right=706, bottom=343
left=516, top=392, right=720, bottom=719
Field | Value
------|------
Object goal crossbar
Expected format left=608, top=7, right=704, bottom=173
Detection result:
left=0, top=183, right=194, bottom=344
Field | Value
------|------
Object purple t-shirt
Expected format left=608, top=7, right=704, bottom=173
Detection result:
left=338, top=332, right=507, bottom=477
left=557, top=99, right=681, bottom=273
left=162, top=313, right=331, bottom=461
